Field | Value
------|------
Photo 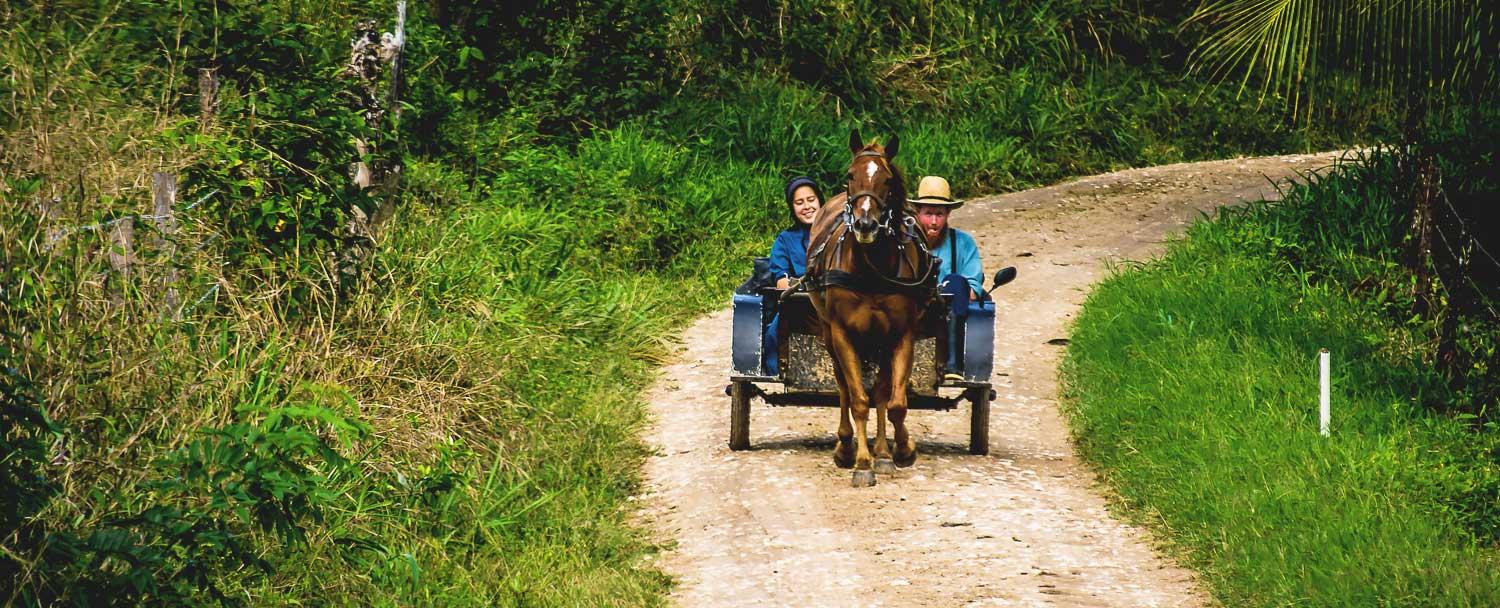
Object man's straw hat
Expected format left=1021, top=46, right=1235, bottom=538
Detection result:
left=908, top=176, right=963, bottom=209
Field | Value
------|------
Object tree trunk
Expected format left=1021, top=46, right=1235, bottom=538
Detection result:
left=1404, top=147, right=1439, bottom=319
left=339, top=1, right=407, bottom=285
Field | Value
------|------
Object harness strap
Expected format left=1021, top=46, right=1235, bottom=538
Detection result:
left=949, top=228, right=956, bottom=275
left=807, top=216, right=938, bottom=296
left=805, top=187, right=940, bottom=298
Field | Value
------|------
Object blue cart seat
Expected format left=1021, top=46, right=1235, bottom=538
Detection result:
left=961, top=299, right=996, bottom=382
left=730, top=293, right=766, bottom=376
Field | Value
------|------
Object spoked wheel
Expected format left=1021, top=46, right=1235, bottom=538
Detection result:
left=968, top=386, right=991, bottom=456
left=729, top=380, right=751, bottom=451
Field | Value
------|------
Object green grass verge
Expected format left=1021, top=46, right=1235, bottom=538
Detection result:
left=1062, top=151, right=1500, bottom=606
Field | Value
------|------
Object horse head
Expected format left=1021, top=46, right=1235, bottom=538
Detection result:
left=844, top=128, right=905, bottom=245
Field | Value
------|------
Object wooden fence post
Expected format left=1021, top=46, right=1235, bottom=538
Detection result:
left=198, top=67, right=219, bottom=127
left=151, top=172, right=180, bottom=317
left=107, top=217, right=133, bottom=309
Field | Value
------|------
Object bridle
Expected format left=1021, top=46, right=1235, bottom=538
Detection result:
left=809, top=149, right=939, bottom=292
left=842, top=150, right=900, bottom=235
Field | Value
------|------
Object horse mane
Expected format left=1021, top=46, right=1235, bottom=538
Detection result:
left=887, top=155, right=908, bottom=214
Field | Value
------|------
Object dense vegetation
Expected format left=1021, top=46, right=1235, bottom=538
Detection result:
left=0, top=0, right=1486, bottom=605
left=1063, top=109, right=1500, bottom=605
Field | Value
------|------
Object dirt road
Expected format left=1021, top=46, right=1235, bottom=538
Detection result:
left=639, top=152, right=1345, bottom=607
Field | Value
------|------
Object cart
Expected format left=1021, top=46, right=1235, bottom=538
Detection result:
left=727, top=268, right=1014, bottom=455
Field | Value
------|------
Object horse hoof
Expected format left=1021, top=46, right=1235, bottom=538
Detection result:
left=894, top=446, right=918, bottom=468
left=833, top=444, right=855, bottom=469
left=851, top=470, right=877, bottom=487
left=874, top=459, right=897, bottom=475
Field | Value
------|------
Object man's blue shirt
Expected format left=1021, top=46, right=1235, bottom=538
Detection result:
left=933, top=227, right=983, bottom=296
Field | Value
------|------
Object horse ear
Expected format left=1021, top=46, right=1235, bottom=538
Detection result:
left=849, top=128, right=863, bottom=154
left=886, top=134, right=900, bottom=159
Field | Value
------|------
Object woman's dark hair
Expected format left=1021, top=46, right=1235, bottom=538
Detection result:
left=783, top=176, right=823, bottom=225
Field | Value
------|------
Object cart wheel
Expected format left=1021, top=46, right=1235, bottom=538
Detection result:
left=729, top=381, right=751, bottom=451
left=968, top=386, right=990, bottom=456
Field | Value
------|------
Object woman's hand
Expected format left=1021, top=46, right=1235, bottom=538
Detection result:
left=776, top=277, right=790, bottom=289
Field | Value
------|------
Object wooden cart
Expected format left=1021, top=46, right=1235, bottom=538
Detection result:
left=727, top=268, right=1014, bottom=455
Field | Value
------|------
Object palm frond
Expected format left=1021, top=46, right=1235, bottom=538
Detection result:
left=1185, top=0, right=1497, bottom=117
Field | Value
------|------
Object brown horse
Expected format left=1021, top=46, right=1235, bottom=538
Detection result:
left=806, top=129, right=939, bottom=487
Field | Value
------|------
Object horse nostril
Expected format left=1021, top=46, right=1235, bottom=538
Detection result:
left=854, top=218, right=877, bottom=232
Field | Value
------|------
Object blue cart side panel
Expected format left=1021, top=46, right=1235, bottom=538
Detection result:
left=731, top=294, right=765, bottom=375
left=962, top=300, right=995, bottom=382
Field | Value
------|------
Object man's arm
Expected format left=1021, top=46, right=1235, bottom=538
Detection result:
left=957, top=231, right=984, bottom=298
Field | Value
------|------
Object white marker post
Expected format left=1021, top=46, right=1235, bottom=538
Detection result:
left=1319, top=349, right=1331, bottom=437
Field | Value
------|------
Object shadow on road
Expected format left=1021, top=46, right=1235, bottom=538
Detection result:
left=746, top=434, right=983, bottom=457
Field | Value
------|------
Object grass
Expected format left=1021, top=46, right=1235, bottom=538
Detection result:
left=1062, top=150, right=1500, bottom=606
left=0, top=100, right=787, bottom=603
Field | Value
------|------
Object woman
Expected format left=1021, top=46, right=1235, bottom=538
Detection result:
left=763, top=176, right=823, bottom=375
left=768, top=176, right=823, bottom=289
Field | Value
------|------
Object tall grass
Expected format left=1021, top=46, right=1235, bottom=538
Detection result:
left=1062, top=149, right=1500, bottom=606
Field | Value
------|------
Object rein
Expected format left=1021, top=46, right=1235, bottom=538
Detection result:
left=809, top=206, right=938, bottom=294
left=856, top=215, right=939, bottom=290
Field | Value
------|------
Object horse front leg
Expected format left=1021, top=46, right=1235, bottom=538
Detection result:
left=831, top=354, right=855, bottom=469
left=828, top=324, right=876, bottom=487
left=890, top=331, right=919, bottom=468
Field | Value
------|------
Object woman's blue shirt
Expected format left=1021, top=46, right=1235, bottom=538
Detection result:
left=767, top=225, right=811, bottom=281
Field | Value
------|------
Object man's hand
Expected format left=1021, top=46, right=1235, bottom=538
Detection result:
left=776, top=277, right=790, bottom=289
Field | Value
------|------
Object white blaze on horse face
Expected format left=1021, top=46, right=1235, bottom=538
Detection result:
left=865, top=160, right=878, bottom=179
left=860, top=199, right=871, bottom=213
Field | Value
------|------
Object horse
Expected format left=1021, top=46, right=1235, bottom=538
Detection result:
left=805, top=129, right=940, bottom=487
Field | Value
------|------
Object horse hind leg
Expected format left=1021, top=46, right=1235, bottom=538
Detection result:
left=872, top=360, right=896, bottom=475
left=890, top=333, right=919, bottom=468
left=891, top=406, right=918, bottom=468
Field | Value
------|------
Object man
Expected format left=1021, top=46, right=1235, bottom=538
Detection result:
left=909, top=176, right=983, bottom=381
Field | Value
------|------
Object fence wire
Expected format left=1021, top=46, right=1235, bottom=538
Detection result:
left=45, top=189, right=218, bottom=243
left=34, top=183, right=223, bottom=319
